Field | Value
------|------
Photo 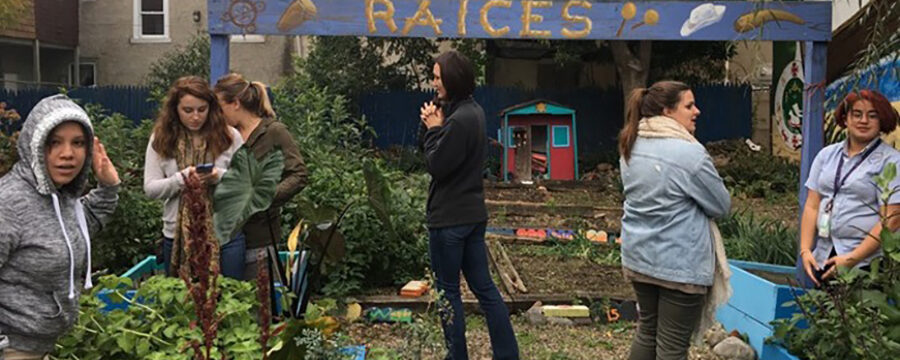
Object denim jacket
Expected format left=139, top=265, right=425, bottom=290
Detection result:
left=619, top=138, right=731, bottom=286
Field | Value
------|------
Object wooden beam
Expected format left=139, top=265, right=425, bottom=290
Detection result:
left=209, top=34, right=229, bottom=84
left=209, top=0, right=832, bottom=41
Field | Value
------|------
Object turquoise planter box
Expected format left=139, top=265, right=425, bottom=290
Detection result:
left=715, top=260, right=805, bottom=360
left=101, top=253, right=297, bottom=312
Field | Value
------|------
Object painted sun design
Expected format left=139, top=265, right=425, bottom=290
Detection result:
left=221, top=0, right=266, bottom=33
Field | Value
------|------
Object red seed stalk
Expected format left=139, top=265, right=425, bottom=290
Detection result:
left=180, top=176, right=223, bottom=360
left=256, top=251, right=272, bottom=360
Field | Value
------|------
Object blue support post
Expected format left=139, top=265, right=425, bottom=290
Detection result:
left=796, top=41, right=827, bottom=287
left=210, top=34, right=230, bottom=84
left=799, top=41, right=827, bottom=211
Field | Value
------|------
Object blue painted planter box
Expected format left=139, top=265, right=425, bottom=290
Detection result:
left=100, top=253, right=297, bottom=312
left=716, top=260, right=805, bottom=360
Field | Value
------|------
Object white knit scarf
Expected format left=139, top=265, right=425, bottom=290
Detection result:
left=638, top=115, right=732, bottom=343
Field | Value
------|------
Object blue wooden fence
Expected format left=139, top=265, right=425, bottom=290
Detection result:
left=360, top=84, right=752, bottom=153
left=0, top=86, right=157, bottom=130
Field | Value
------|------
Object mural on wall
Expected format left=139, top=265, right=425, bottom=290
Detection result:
left=771, top=42, right=803, bottom=160
left=221, top=0, right=267, bottom=33
left=825, top=54, right=900, bottom=147
left=208, top=0, right=831, bottom=41
left=680, top=3, right=726, bottom=37
left=278, top=0, right=318, bottom=31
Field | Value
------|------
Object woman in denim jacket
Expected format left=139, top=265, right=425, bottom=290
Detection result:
left=618, top=81, right=731, bottom=360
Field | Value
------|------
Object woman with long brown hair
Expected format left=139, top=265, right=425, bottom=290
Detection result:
left=143, top=76, right=244, bottom=279
left=214, top=72, right=307, bottom=281
left=618, top=81, right=731, bottom=360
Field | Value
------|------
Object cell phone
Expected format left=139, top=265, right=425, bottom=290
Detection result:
left=196, top=163, right=214, bottom=174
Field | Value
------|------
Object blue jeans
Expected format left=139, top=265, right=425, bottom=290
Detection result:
left=428, top=222, right=519, bottom=360
left=163, top=233, right=246, bottom=280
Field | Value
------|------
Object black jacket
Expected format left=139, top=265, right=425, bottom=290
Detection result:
left=422, top=97, right=488, bottom=228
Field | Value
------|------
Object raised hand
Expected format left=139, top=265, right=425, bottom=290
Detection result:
left=92, top=137, right=120, bottom=186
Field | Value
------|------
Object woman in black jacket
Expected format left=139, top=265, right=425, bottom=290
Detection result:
left=420, top=51, right=519, bottom=360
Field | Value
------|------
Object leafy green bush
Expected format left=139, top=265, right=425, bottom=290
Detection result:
left=708, top=140, right=799, bottom=199
left=718, top=210, right=798, bottom=266
left=144, top=34, right=210, bottom=104
left=771, top=164, right=900, bottom=359
left=53, top=275, right=268, bottom=360
left=86, top=105, right=163, bottom=275
left=272, top=78, right=429, bottom=296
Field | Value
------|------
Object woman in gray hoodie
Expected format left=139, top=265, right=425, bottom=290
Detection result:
left=0, top=94, right=119, bottom=359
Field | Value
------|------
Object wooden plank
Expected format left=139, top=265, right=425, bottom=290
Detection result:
left=486, top=239, right=519, bottom=296
left=496, top=241, right=528, bottom=293
left=208, top=0, right=831, bottom=41
left=726, top=261, right=804, bottom=326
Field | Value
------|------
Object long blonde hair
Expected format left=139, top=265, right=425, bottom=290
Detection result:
left=213, top=73, right=276, bottom=118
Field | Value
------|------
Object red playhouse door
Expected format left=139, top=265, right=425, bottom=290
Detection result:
left=548, top=120, right=574, bottom=180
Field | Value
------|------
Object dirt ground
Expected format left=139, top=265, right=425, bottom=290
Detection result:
left=345, top=314, right=721, bottom=359
left=506, top=244, right=635, bottom=300
left=484, top=179, right=799, bottom=234
left=482, top=177, right=799, bottom=299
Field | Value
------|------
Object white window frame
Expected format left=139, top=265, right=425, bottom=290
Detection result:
left=132, top=0, right=170, bottom=43
left=230, top=34, right=266, bottom=43
left=69, top=62, right=98, bottom=87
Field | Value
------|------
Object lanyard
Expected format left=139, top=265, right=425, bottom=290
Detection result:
left=827, top=139, right=881, bottom=211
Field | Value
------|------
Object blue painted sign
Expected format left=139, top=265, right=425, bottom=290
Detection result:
left=209, top=0, right=831, bottom=41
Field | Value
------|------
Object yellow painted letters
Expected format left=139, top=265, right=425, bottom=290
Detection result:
left=402, top=0, right=443, bottom=35
left=366, top=0, right=399, bottom=33
left=480, top=0, right=511, bottom=37
left=561, top=0, right=592, bottom=38
left=458, top=0, right=470, bottom=35
left=520, top=0, right=552, bottom=37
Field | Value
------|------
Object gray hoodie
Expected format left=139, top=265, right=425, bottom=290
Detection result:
left=0, top=95, right=118, bottom=354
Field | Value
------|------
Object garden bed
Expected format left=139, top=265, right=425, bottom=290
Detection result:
left=506, top=244, right=634, bottom=300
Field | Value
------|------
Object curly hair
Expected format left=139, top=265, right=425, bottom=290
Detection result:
left=151, top=76, right=234, bottom=159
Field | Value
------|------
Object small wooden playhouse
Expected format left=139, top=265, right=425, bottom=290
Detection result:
left=500, top=100, right=578, bottom=181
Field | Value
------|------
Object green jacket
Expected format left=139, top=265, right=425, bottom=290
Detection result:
left=243, top=117, right=307, bottom=249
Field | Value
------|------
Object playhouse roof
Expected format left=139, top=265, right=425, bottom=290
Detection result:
left=499, top=99, right=575, bottom=117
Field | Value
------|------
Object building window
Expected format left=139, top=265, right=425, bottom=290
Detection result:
left=133, top=0, right=169, bottom=42
left=69, top=63, right=97, bottom=87
left=231, top=34, right=266, bottom=43
left=552, top=125, right=570, bottom=147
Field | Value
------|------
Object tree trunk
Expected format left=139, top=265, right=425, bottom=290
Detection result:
left=606, top=40, right=653, bottom=106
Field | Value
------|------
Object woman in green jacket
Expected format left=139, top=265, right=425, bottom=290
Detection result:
left=214, top=73, right=308, bottom=281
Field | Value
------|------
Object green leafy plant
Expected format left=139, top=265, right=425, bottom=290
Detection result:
left=85, top=105, right=163, bottom=275
left=708, top=139, right=799, bottom=200
left=144, top=34, right=210, bottom=104
left=718, top=210, right=798, bottom=266
left=273, top=79, right=430, bottom=296
left=771, top=163, right=900, bottom=359
left=213, top=147, right=285, bottom=243
left=52, top=275, right=268, bottom=360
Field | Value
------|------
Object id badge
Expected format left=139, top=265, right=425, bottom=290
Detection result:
left=817, top=210, right=831, bottom=238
